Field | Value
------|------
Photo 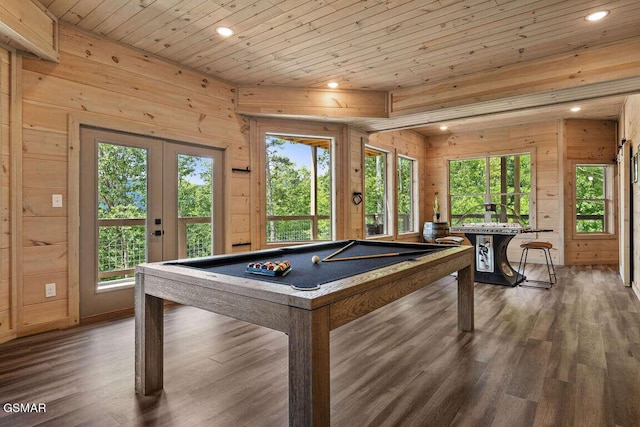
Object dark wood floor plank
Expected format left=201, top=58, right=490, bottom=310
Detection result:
left=532, top=378, right=576, bottom=427
left=1, top=265, right=639, bottom=426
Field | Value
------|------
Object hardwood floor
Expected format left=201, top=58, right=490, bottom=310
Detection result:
left=1, top=265, right=639, bottom=426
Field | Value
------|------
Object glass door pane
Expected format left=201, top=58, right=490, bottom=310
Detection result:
left=177, top=154, right=214, bottom=258
left=97, top=142, right=149, bottom=290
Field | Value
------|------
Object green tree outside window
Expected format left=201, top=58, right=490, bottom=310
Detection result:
left=575, top=165, right=607, bottom=233
left=449, top=154, right=531, bottom=226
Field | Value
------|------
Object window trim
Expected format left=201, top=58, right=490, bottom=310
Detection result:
left=263, top=132, right=336, bottom=244
left=573, top=162, right=615, bottom=237
left=364, top=145, right=393, bottom=238
left=253, top=118, right=347, bottom=248
left=397, top=154, right=419, bottom=235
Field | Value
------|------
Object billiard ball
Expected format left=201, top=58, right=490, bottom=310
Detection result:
left=312, top=255, right=320, bottom=264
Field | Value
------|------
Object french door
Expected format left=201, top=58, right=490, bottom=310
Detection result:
left=79, top=127, right=224, bottom=319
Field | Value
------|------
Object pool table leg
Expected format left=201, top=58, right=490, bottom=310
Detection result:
left=288, top=305, right=330, bottom=427
left=135, top=273, right=164, bottom=395
left=457, top=263, right=475, bottom=332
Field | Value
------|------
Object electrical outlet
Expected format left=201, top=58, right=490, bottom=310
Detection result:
left=45, top=283, right=56, bottom=298
left=52, top=194, right=63, bottom=208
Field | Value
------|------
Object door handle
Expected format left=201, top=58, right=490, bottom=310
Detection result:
left=150, top=230, right=164, bottom=236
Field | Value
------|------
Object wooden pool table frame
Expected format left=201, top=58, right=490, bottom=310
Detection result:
left=135, top=240, right=474, bottom=426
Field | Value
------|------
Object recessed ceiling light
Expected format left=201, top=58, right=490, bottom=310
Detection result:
left=570, top=106, right=581, bottom=112
left=327, top=82, right=339, bottom=89
left=440, top=125, right=448, bottom=131
left=585, top=10, right=609, bottom=21
left=216, top=26, right=234, bottom=37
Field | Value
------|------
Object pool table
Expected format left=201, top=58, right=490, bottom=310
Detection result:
left=135, top=239, right=474, bottom=426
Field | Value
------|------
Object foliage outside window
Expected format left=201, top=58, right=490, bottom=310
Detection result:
left=397, top=156, right=417, bottom=233
left=449, top=154, right=531, bottom=226
left=575, top=165, right=611, bottom=233
left=365, top=147, right=388, bottom=236
left=177, top=154, right=214, bottom=258
left=265, top=135, right=332, bottom=242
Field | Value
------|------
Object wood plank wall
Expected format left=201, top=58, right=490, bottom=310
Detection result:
left=367, top=130, right=427, bottom=243
left=13, top=24, right=249, bottom=336
left=425, top=122, right=561, bottom=264
left=563, top=120, right=619, bottom=265
left=0, top=47, right=12, bottom=341
left=621, top=95, right=640, bottom=298
left=348, top=128, right=366, bottom=240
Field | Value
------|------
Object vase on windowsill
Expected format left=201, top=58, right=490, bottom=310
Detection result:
left=433, top=195, right=440, bottom=223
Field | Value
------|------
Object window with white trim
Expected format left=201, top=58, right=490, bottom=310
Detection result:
left=364, top=147, right=389, bottom=236
left=449, top=153, right=531, bottom=226
left=265, top=134, right=333, bottom=242
left=397, top=155, right=418, bottom=234
left=575, top=164, right=613, bottom=233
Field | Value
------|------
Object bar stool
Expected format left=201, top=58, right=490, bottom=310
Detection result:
left=518, top=241, right=557, bottom=289
left=435, top=235, right=464, bottom=245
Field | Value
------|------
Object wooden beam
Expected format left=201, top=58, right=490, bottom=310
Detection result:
left=235, top=86, right=388, bottom=119
left=390, top=38, right=640, bottom=116
left=0, top=0, right=59, bottom=62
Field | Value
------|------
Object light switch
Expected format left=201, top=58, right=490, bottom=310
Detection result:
left=52, top=194, right=63, bottom=208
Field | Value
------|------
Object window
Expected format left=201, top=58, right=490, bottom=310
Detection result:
left=265, top=134, right=333, bottom=242
left=397, top=156, right=418, bottom=233
left=575, top=164, right=613, bottom=233
left=449, top=154, right=531, bottom=226
left=364, top=147, right=389, bottom=236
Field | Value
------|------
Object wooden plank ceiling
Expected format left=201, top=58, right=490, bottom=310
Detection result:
left=35, top=0, right=640, bottom=134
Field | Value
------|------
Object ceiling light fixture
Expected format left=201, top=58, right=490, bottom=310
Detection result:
left=327, top=82, right=339, bottom=89
left=216, top=26, right=234, bottom=37
left=440, top=125, right=448, bottom=131
left=585, top=10, right=609, bottom=21
left=570, top=106, right=581, bottom=112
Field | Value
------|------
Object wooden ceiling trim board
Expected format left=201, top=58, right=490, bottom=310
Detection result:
left=123, top=0, right=214, bottom=51
left=74, top=0, right=129, bottom=32
left=138, top=3, right=229, bottom=54
left=117, top=0, right=204, bottom=46
left=91, top=0, right=168, bottom=38
left=104, top=0, right=182, bottom=42
left=47, top=0, right=82, bottom=17
left=59, top=0, right=106, bottom=26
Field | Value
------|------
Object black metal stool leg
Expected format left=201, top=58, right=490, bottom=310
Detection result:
left=519, top=247, right=553, bottom=290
